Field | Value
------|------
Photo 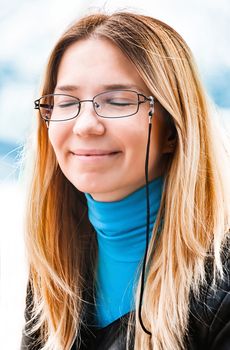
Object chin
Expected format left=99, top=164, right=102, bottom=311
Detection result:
left=70, top=178, right=108, bottom=195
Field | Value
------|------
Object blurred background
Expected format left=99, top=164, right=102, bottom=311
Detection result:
left=0, top=0, right=229, bottom=348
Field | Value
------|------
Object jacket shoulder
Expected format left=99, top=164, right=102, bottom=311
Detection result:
left=187, top=245, right=230, bottom=349
left=20, top=280, right=43, bottom=350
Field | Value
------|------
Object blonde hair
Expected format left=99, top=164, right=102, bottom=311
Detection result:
left=23, top=11, right=230, bottom=350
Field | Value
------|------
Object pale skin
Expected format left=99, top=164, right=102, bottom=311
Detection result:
left=48, top=37, right=175, bottom=202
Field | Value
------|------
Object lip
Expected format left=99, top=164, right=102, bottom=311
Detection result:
left=71, top=149, right=121, bottom=156
left=71, top=150, right=121, bottom=162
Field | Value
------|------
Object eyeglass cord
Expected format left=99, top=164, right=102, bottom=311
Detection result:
left=138, top=101, right=154, bottom=337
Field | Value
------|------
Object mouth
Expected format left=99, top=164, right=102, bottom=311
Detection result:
left=71, top=151, right=121, bottom=162
left=74, top=151, right=120, bottom=156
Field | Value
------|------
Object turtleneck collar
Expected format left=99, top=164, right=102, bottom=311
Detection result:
left=84, top=176, right=164, bottom=263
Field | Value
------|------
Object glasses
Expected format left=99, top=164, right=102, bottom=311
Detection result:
left=34, top=90, right=152, bottom=122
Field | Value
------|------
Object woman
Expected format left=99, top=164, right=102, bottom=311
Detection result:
left=21, top=11, right=230, bottom=350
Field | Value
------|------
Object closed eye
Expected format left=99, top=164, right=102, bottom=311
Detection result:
left=107, top=100, right=137, bottom=106
left=58, top=101, right=80, bottom=108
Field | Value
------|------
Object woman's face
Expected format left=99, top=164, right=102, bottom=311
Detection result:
left=48, top=37, right=172, bottom=201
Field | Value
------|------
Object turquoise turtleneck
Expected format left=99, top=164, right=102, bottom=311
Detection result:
left=84, top=176, right=164, bottom=328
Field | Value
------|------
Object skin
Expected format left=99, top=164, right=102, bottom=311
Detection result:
left=48, top=37, right=174, bottom=202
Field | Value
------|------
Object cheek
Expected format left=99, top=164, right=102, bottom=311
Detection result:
left=150, top=123, right=163, bottom=155
left=48, top=125, right=68, bottom=157
left=148, top=118, right=167, bottom=171
left=124, top=123, right=149, bottom=169
left=47, top=126, right=72, bottom=175
left=126, top=113, right=163, bottom=175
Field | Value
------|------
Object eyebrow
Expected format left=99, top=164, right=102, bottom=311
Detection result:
left=54, top=83, right=144, bottom=93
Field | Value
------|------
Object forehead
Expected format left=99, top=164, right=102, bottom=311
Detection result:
left=55, top=37, right=149, bottom=95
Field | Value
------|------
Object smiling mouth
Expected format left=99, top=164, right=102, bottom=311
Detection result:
left=71, top=151, right=121, bottom=161
left=71, top=151, right=121, bottom=156
left=78, top=152, right=119, bottom=156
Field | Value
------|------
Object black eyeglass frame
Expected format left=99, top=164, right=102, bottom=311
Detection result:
left=34, top=90, right=153, bottom=121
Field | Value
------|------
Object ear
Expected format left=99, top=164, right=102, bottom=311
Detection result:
left=162, top=128, right=177, bottom=154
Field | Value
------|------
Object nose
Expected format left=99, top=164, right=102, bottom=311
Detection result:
left=72, top=101, right=105, bottom=137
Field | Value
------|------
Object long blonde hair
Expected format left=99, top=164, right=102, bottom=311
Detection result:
left=23, top=11, right=230, bottom=350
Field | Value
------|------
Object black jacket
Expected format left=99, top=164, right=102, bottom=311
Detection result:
left=21, top=256, right=230, bottom=350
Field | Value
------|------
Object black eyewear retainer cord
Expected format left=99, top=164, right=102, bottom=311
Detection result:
left=138, top=96, right=154, bottom=337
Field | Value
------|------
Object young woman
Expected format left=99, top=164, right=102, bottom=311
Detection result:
left=21, top=11, right=230, bottom=350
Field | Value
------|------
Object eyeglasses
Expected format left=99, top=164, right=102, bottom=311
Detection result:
left=34, top=90, right=153, bottom=122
